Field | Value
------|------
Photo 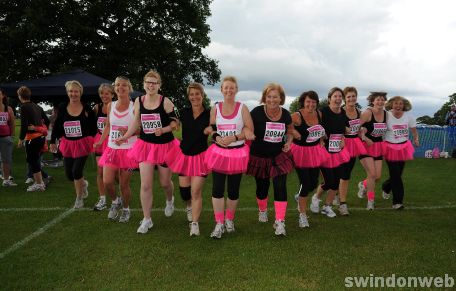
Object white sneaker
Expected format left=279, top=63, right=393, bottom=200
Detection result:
left=298, top=213, right=310, bottom=228
left=118, top=209, right=131, bottom=223
left=2, top=179, right=17, bottom=187
left=258, top=210, right=268, bottom=223
left=137, top=218, right=153, bottom=234
left=186, top=207, right=192, bottom=222
left=108, top=199, right=123, bottom=220
left=357, top=181, right=366, bottom=198
left=366, top=200, right=375, bottom=210
left=25, top=177, right=34, bottom=184
left=27, top=183, right=45, bottom=192
left=310, top=194, right=320, bottom=213
left=82, top=180, right=89, bottom=199
left=73, top=197, right=84, bottom=209
left=210, top=223, right=225, bottom=239
left=164, top=196, right=175, bottom=217
left=189, top=222, right=200, bottom=236
left=338, top=204, right=350, bottom=216
left=93, top=198, right=107, bottom=211
left=392, top=204, right=404, bottom=210
left=382, top=191, right=391, bottom=200
left=332, top=195, right=340, bottom=206
left=225, top=219, right=235, bottom=233
left=273, top=220, right=286, bottom=236
left=321, top=205, right=337, bottom=218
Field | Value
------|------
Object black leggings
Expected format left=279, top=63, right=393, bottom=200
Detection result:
left=25, top=137, right=45, bottom=174
left=255, top=174, right=287, bottom=201
left=296, top=167, right=320, bottom=197
left=340, top=157, right=357, bottom=180
left=64, top=156, right=88, bottom=181
left=320, top=166, right=343, bottom=191
left=212, top=172, right=242, bottom=200
left=382, top=161, right=406, bottom=204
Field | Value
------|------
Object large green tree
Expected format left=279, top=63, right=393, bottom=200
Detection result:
left=416, top=93, right=456, bottom=125
left=0, top=0, right=220, bottom=108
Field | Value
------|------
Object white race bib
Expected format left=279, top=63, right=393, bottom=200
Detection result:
left=306, top=125, right=325, bottom=143
left=64, top=121, right=82, bottom=137
left=264, top=122, right=285, bottom=143
left=371, top=123, right=387, bottom=137
left=97, top=117, right=106, bottom=133
left=0, top=112, right=8, bottom=126
left=328, top=134, right=343, bottom=153
left=218, top=124, right=237, bottom=137
left=141, top=113, right=162, bottom=134
left=392, top=124, right=408, bottom=139
left=348, top=119, right=361, bottom=135
left=110, top=125, right=128, bottom=140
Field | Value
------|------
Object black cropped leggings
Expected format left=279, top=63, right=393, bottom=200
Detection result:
left=212, top=172, right=242, bottom=200
left=64, top=156, right=88, bottom=181
left=296, top=167, right=320, bottom=197
left=255, top=174, right=287, bottom=202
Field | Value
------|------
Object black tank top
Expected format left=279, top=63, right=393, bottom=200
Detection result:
left=139, top=95, right=174, bottom=144
left=364, top=109, right=387, bottom=142
left=321, top=106, right=347, bottom=153
left=293, top=110, right=325, bottom=147
left=344, top=108, right=361, bottom=139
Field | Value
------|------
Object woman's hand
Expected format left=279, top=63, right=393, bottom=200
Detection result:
left=50, top=143, right=57, bottom=153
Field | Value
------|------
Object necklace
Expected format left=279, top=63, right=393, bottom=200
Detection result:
left=265, top=106, right=281, bottom=120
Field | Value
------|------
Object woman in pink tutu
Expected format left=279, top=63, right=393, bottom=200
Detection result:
left=247, top=83, right=293, bottom=236
left=96, top=77, right=138, bottom=223
left=92, top=83, right=115, bottom=211
left=165, top=83, right=210, bottom=236
left=309, top=87, right=350, bottom=218
left=291, top=90, right=329, bottom=228
left=381, top=96, right=419, bottom=209
left=50, top=81, right=97, bottom=208
left=117, top=70, right=179, bottom=234
left=205, top=76, right=254, bottom=239
left=357, top=92, right=388, bottom=210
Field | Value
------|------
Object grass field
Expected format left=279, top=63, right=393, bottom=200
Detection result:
left=1, top=144, right=455, bottom=290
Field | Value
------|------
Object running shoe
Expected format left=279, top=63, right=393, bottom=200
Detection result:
left=186, top=207, right=192, bottom=222
left=332, top=195, right=340, bottom=206
left=382, top=191, right=391, bottom=200
left=225, top=219, right=235, bottom=233
left=189, top=222, right=200, bottom=236
left=357, top=181, right=366, bottom=198
left=338, top=204, right=350, bottom=216
left=392, top=204, right=404, bottom=210
left=310, top=194, right=321, bottom=213
left=258, top=210, right=268, bottom=223
left=366, top=200, right=375, bottom=210
left=321, top=205, right=337, bottom=218
left=27, top=183, right=45, bottom=192
left=25, top=177, right=34, bottom=184
left=298, top=213, right=310, bottom=228
left=137, top=218, right=153, bottom=234
left=93, top=198, right=107, bottom=211
left=2, top=179, right=17, bottom=187
left=210, top=223, right=225, bottom=239
left=82, top=180, right=89, bottom=199
left=108, top=199, right=123, bottom=220
left=118, top=209, right=131, bottom=223
left=164, top=196, right=175, bottom=217
left=73, top=197, right=84, bottom=209
left=273, top=220, right=286, bottom=236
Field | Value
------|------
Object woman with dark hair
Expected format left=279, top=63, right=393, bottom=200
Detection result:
left=309, top=87, right=350, bottom=218
left=357, top=92, right=388, bottom=210
left=50, top=81, right=97, bottom=208
left=247, top=83, right=293, bottom=236
left=166, top=82, right=210, bottom=236
left=0, top=88, right=16, bottom=186
left=291, top=90, right=329, bottom=228
left=17, top=86, right=50, bottom=192
left=381, top=96, right=419, bottom=209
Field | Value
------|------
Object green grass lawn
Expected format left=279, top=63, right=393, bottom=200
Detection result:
left=1, top=143, right=455, bottom=290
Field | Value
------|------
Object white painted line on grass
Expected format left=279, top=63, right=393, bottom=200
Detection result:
left=0, top=208, right=74, bottom=260
left=1, top=205, right=455, bottom=212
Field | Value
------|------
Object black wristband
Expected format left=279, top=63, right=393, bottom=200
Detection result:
left=211, top=124, right=217, bottom=131
left=213, top=133, right=220, bottom=139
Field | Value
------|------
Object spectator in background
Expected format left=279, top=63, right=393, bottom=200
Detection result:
left=17, top=86, right=50, bottom=192
left=445, top=104, right=456, bottom=149
left=0, top=87, right=16, bottom=186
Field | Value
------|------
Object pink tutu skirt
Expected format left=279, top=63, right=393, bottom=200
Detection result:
left=290, top=143, right=330, bottom=168
left=93, top=133, right=108, bottom=155
left=246, top=151, right=294, bottom=179
left=320, top=148, right=351, bottom=168
left=166, top=142, right=208, bottom=177
left=204, top=144, right=249, bottom=174
left=383, top=141, right=414, bottom=161
left=98, top=147, right=139, bottom=169
left=362, top=141, right=384, bottom=158
left=59, top=136, right=94, bottom=158
left=344, top=137, right=367, bottom=157
left=127, top=138, right=179, bottom=165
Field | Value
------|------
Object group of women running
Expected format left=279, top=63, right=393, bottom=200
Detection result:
left=13, top=70, right=419, bottom=238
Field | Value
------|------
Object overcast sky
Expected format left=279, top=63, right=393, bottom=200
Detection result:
left=203, top=0, right=456, bottom=117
